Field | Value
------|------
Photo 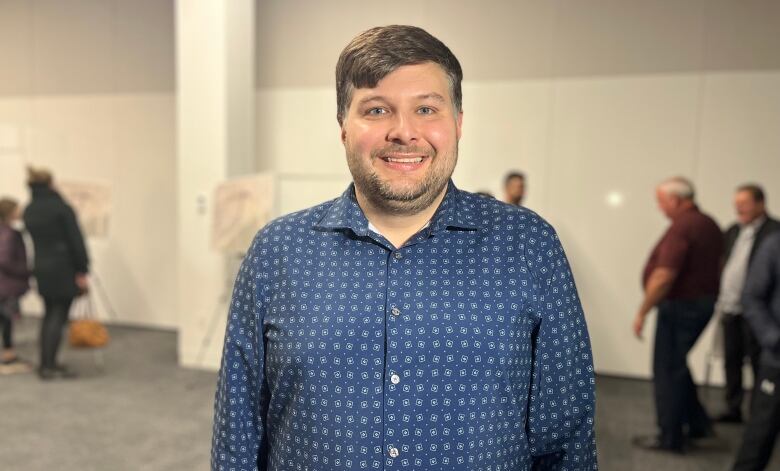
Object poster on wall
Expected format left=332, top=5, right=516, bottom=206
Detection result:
left=211, top=172, right=275, bottom=255
left=57, top=180, right=113, bottom=239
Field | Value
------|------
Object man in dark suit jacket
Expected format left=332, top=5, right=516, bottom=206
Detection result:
left=733, top=231, right=780, bottom=469
left=715, top=184, right=780, bottom=423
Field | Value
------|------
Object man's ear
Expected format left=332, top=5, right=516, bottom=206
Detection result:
left=456, top=111, right=464, bottom=140
left=341, top=126, right=347, bottom=144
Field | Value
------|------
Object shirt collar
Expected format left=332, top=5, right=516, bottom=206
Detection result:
left=314, top=180, right=481, bottom=236
left=743, top=215, right=767, bottom=232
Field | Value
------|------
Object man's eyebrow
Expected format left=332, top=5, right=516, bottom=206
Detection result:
left=417, top=93, right=447, bottom=103
left=355, top=93, right=448, bottom=107
left=356, top=95, right=387, bottom=107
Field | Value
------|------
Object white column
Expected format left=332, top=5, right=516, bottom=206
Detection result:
left=175, top=0, right=255, bottom=369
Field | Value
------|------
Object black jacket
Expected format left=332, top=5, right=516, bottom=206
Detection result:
left=23, top=184, right=89, bottom=299
left=743, top=232, right=780, bottom=367
left=723, top=216, right=780, bottom=267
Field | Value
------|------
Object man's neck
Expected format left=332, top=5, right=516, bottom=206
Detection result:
left=671, top=200, right=696, bottom=219
left=356, top=189, right=447, bottom=249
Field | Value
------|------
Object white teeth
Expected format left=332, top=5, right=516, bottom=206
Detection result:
left=386, top=157, right=423, bottom=163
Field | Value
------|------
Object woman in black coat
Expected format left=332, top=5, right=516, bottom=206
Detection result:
left=23, top=168, right=89, bottom=380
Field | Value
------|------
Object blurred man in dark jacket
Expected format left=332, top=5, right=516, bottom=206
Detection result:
left=733, top=232, right=780, bottom=470
left=715, top=185, right=780, bottom=423
left=23, top=167, right=89, bottom=380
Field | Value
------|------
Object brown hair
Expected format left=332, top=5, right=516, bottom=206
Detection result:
left=335, top=25, right=463, bottom=126
left=737, top=183, right=765, bottom=203
left=504, top=171, right=526, bottom=186
left=0, top=197, right=19, bottom=223
left=27, top=166, right=53, bottom=186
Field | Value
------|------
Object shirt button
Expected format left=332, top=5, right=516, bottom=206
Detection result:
left=390, top=373, right=401, bottom=384
left=393, top=252, right=402, bottom=260
left=388, top=447, right=400, bottom=458
left=391, top=307, right=401, bottom=316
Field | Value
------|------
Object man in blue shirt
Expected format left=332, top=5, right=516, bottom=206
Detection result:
left=212, top=25, right=597, bottom=471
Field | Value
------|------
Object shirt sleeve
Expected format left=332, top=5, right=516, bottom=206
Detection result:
left=654, top=225, right=689, bottom=272
left=742, top=235, right=780, bottom=353
left=525, top=221, right=598, bottom=470
left=211, top=240, right=270, bottom=471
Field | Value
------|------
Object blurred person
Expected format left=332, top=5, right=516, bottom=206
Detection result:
left=23, top=167, right=89, bottom=380
left=0, top=197, right=31, bottom=365
left=714, top=184, right=780, bottom=423
left=632, top=177, right=723, bottom=453
left=503, top=171, right=525, bottom=206
left=212, top=25, right=597, bottom=470
left=733, top=232, right=780, bottom=470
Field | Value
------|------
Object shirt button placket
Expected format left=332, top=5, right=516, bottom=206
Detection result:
left=385, top=249, right=405, bottom=466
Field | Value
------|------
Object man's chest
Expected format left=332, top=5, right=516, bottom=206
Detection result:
left=262, top=236, right=537, bottom=368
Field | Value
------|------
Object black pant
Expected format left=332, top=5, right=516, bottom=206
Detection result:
left=0, top=298, right=16, bottom=349
left=0, top=315, right=11, bottom=349
left=40, top=297, right=73, bottom=369
left=733, top=363, right=780, bottom=470
left=653, top=298, right=715, bottom=448
left=722, top=313, right=761, bottom=415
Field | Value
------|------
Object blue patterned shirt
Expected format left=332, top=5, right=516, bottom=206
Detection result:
left=212, top=182, right=597, bottom=471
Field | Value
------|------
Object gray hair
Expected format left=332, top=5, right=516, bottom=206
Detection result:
left=658, top=176, right=695, bottom=200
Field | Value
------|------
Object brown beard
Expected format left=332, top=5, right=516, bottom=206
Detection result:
left=346, top=144, right=457, bottom=216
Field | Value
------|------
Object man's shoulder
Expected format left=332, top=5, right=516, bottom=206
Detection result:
left=674, top=208, right=721, bottom=236
left=459, top=190, right=551, bottom=225
left=455, top=189, right=558, bottom=243
left=248, top=198, right=339, bottom=250
left=763, top=216, right=780, bottom=233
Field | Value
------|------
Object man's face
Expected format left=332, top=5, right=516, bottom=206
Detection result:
left=655, top=188, right=678, bottom=219
left=505, top=177, right=525, bottom=203
left=734, top=190, right=765, bottom=225
left=341, top=62, right=463, bottom=215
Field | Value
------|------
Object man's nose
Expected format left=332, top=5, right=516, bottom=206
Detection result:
left=386, top=112, right=419, bottom=145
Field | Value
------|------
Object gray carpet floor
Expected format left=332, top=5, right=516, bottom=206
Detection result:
left=1, top=317, right=778, bottom=471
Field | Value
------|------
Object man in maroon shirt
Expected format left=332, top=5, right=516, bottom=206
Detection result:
left=632, top=176, right=724, bottom=453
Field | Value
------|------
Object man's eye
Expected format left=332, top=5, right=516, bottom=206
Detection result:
left=367, top=108, right=387, bottom=116
left=418, top=106, right=435, bottom=115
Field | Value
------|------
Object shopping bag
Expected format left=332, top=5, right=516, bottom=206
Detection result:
left=68, top=295, right=110, bottom=348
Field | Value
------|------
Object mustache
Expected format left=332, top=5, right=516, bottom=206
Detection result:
left=371, top=145, right=433, bottom=159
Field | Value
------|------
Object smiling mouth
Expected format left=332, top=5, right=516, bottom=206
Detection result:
left=382, top=156, right=425, bottom=164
